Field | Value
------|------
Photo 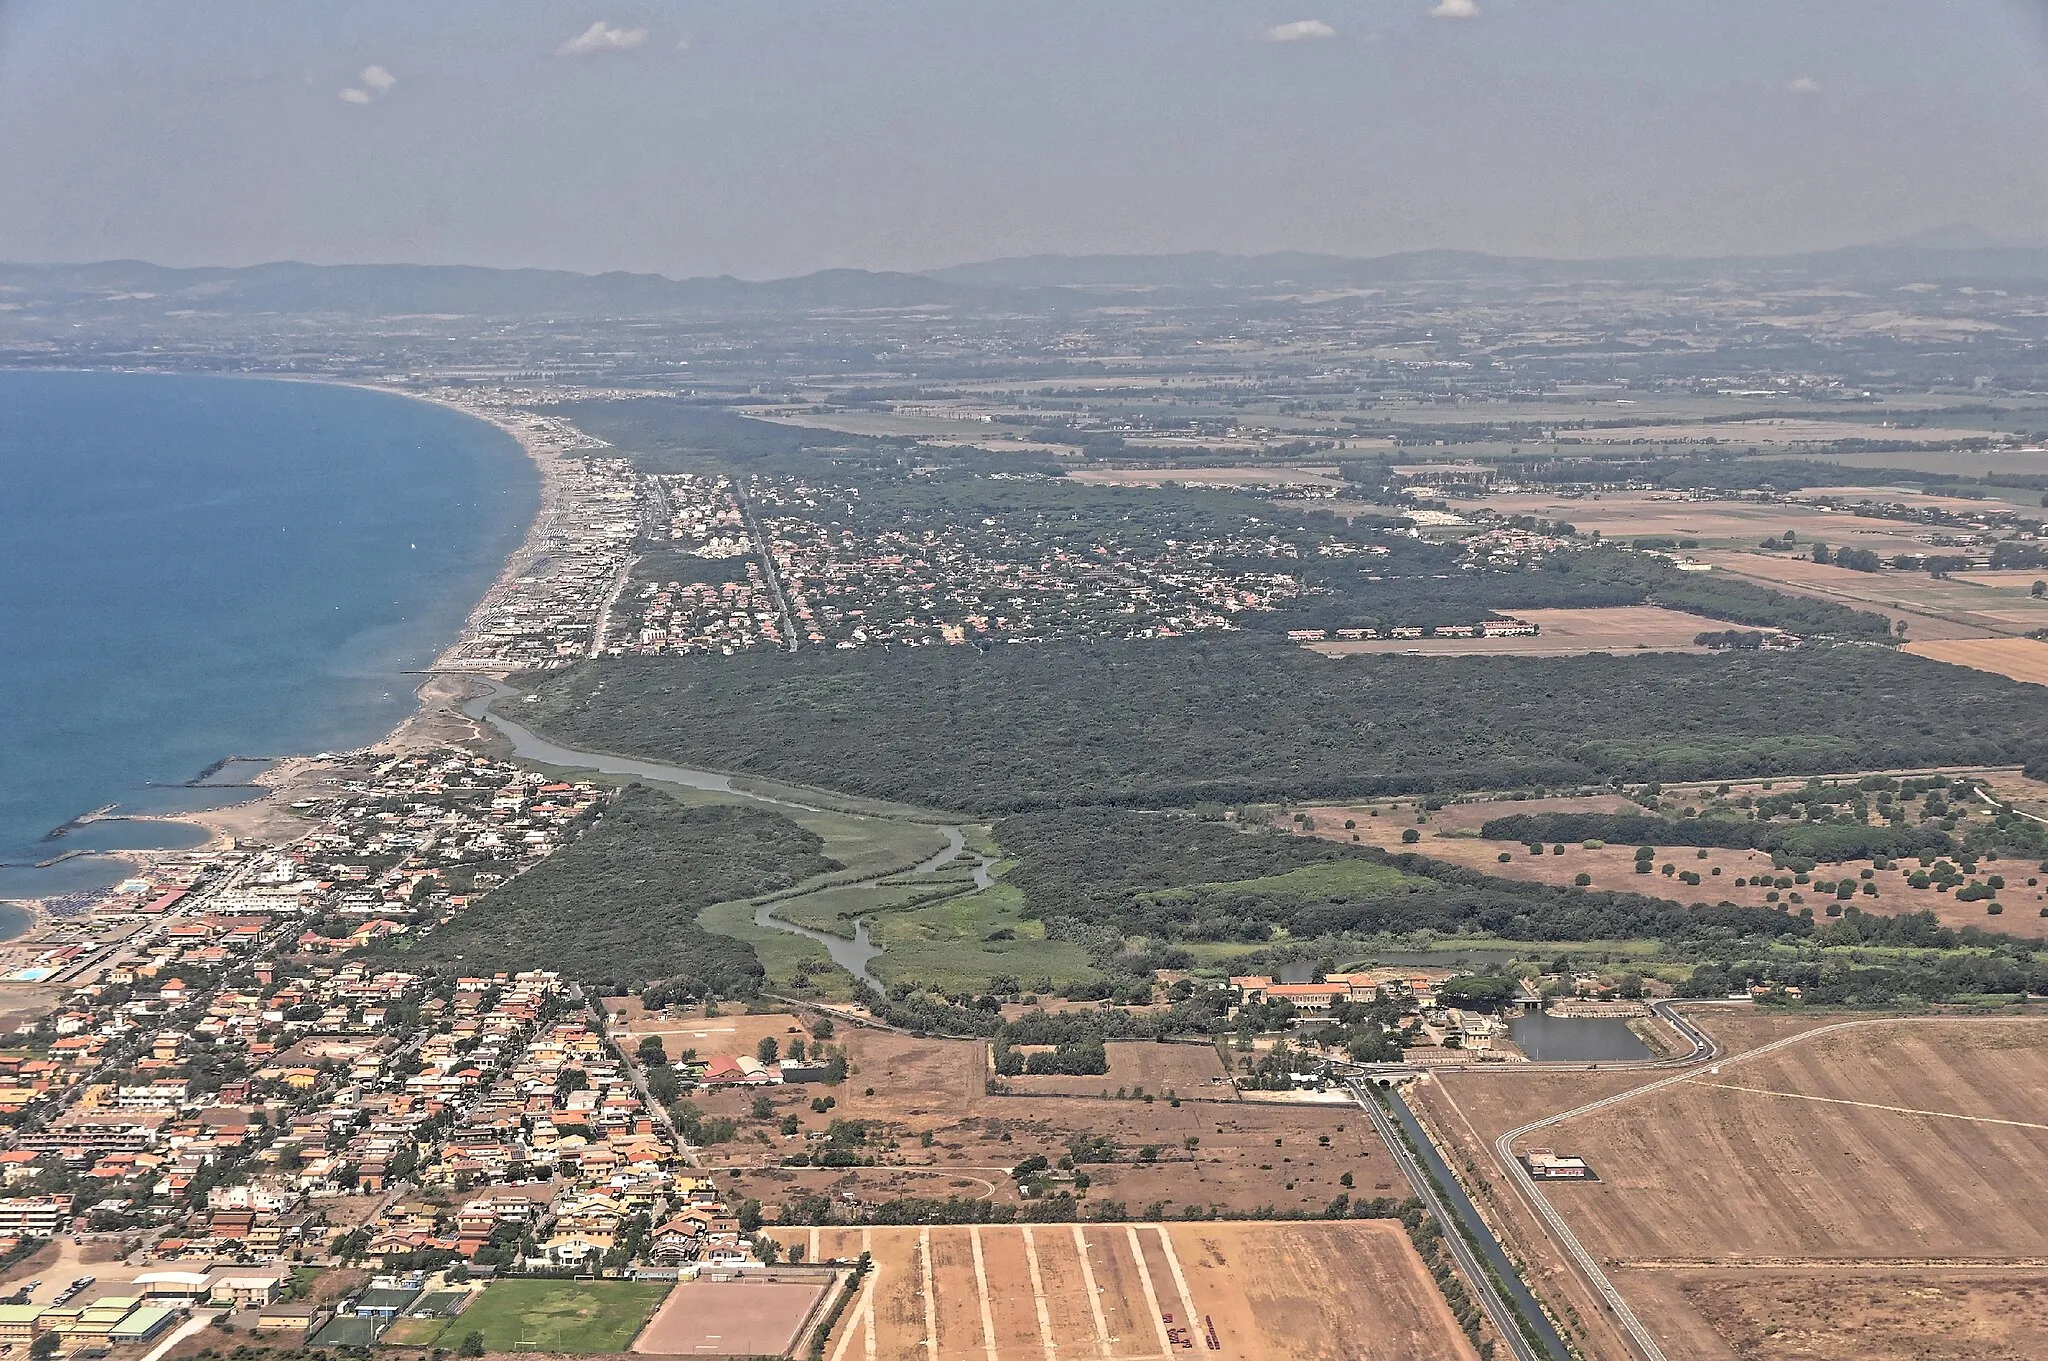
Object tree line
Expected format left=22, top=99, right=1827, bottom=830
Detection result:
left=1477, top=811, right=1955, bottom=864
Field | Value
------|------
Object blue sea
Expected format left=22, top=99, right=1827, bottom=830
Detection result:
left=0, top=371, right=538, bottom=913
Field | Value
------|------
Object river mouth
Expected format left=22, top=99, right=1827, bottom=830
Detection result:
left=459, top=678, right=991, bottom=992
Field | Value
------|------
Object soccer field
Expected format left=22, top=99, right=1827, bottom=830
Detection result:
left=425, top=1280, right=673, bottom=1353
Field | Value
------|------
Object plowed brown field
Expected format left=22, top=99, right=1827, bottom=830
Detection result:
left=782, top=1221, right=1477, bottom=1361
left=1425, top=1013, right=2048, bottom=1360
left=1542, top=1018, right=2048, bottom=1262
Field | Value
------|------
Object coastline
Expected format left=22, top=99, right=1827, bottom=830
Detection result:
left=0, top=378, right=568, bottom=927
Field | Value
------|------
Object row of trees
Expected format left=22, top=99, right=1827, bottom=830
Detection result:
left=1477, top=811, right=1956, bottom=865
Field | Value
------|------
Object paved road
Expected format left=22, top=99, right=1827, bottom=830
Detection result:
left=587, top=994, right=702, bottom=1168
left=734, top=483, right=799, bottom=651
left=1349, top=1080, right=1551, bottom=1361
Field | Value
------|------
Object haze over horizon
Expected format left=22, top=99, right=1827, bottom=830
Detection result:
left=6, top=0, right=2048, bottom=281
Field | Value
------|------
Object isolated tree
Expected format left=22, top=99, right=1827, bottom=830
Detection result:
left=757, top=1036, right=780, bottom=1065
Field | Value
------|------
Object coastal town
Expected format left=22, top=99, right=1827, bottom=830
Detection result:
left=0, top=748, right=814, bottom=1353
left=395, top=391, right=1586, bottom=668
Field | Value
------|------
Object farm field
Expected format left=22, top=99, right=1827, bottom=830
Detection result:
left=1426, top=1015, right=2048, bottom=1360
left=408, top=1279, right=672, bottom=1353
left=1538, top=1017, right=2048, bottom=1262
left=1297, top=776, right=2048, bottom=940
left=1541, top=417, right=1999, bottom=447
left=998, top=1040, right=1236, bottom=1099
left=781, top=1221, right=1480, bottom=1361
left=1700, top=547, right=2048, bottom=640
left=1905, top=636, right=2048, bottom=685
left=604, top=1005, right=812, bottom=1061
left=1453, top=490, right=1941, bottom=552
left=1305, top=605, right=1735, bottom=658
left=1619, top=1269, right=2048, bottom=1361
left=688, top=1031, right=1397, bottom=1217
left=633, top=1276, right=831, bottom=1356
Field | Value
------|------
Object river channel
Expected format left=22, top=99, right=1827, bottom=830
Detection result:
left=460, top=680, right=988, bottom=990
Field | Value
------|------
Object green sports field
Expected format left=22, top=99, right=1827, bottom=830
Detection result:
left=421, top=1279, right=672, bottom=1353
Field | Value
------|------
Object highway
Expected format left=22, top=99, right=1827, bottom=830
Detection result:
left=1348, top=1079, right=1561, bottom=1361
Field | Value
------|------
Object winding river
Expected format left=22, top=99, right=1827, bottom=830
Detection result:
left=460, top=680, right=989, bottom=989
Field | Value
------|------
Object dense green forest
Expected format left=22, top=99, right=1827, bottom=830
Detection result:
left=1252, top=539, right=1895, bottom=640
left=550, top=398, right=1066, bottom=477
left=388, top=785, right=834, bottom=993
left=518, top=640, right=2048, bottom=815
left=1478, top=812, right=1956, bottom=864
left=549, top=399, right=908, bottom=474
left=994, top=808, right=1811, bottom=950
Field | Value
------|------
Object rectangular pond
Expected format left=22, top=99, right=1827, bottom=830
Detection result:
left=1509, top=1014, right=1652, bottom=1062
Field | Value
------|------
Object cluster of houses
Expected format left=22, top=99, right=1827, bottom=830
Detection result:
left=616, top=572, right=783, bottom=656
left=608, top=474, right=791, bottom=656
left=0, top=741, right=779, bottom=1347
left=1285, top=617, right=1541, bottom=643
left=441, top=454, right=643, bottom=672
left=0, top=955, right=757, bottom=1346
left=1226, top=971, right=1509, bottom=1059
left=751, top=475, right=1314, bottom=648
left=650, top=473, right=752, bottom=560
left=197, top=750, right=601, bottom=926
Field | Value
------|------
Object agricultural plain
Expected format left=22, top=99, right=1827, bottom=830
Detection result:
left=1299, top=774, right=2048, bottom=940
left=785, top=1221, right=1479, bottom=1361
left=688, top=1033, right=1398, bottom=1218
left=1905, top=636, right=2048, bottom=685
left=1454, top=490, right=1942, bottom=552
left=1541, top=1018, right=2048, bottom=1262
left=1427, top=1014, right=2048, bottom=1360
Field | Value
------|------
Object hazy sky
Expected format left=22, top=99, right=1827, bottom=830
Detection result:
left=5, top=1, right=2048, bottom=279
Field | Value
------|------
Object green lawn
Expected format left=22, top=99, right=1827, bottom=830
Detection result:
left=776, top=879, right=941, bottom=936
left=867, top=882, right=1098, bottom=992
left=418, top=1280, right=672, bottom=1353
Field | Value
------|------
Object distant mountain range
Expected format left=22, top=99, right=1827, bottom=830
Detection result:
left=9, top=237, right=2048, bottom=319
